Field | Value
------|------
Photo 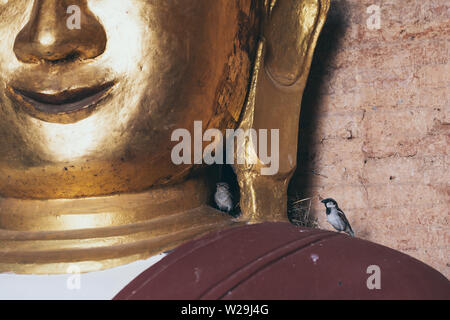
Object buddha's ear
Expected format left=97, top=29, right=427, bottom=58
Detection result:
left=264, top=0, right=330, bottom=87
left=232, top=0, right=330, bottom=223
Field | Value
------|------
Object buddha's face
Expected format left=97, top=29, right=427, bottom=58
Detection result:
left=0, top=0, right=260, bottom=199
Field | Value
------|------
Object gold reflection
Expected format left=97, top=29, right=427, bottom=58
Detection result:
left=38, top=32, right=54, bottom=46
left=36, top=116, right=103, bottom=161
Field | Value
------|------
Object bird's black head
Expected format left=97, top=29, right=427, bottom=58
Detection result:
left=321, top=198, right=338, bottom=208
left=216, top=182, right=230, bottom=190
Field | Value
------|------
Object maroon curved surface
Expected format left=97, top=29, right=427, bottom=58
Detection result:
left=114, top=222, right=450, bottom=300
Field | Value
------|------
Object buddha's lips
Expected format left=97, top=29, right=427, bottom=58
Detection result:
left=10, top=82, right=114, bottom=114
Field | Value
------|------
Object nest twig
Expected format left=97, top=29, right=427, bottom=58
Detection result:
left=288, top=195, right=318, bottom=228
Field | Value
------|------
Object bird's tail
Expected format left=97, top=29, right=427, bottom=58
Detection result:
left=346, top=227, right=355, bottom=237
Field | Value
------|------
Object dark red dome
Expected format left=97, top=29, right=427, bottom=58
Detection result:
left=114, top=222, right=449, bottom=300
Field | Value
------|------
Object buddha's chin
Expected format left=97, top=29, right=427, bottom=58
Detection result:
left=0, top=149, right=194, bottom=200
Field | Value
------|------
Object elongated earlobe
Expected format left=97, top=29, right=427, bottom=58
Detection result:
left=233, top=0, right=330, bottom=223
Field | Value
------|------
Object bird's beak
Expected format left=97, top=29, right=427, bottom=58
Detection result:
left=321, top=200, right=326, bottom=204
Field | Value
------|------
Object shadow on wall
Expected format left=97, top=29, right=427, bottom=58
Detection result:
left=288, top=0, right=350, bottom=219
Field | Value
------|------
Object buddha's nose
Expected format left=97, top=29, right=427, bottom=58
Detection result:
left=14, top=0, right=106, bottom=63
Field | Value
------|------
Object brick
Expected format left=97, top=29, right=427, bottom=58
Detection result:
left=366, top=183, right=447, bottom=209
left=417, top=63, right=450, bottom=87
left=361, top=107, right=446, bottom=158
left=305, top=111, right=365, bottom=141
left=363, top=155, right=447, bottom=184
left=418, top=86, right=450, bottom=108
left=326, top=0, right=450, bottom=47
left=408, top=248, right=449, bottom=278
left=412, top=39, right=449, bottom=66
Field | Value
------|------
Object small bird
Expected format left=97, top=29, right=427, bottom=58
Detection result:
left=214, top=182, right=234, bottom=213
left=321, top=198, right=355, bottom=237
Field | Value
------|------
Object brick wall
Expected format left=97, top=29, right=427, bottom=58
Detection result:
left=289, top=0, right=449, bottom=277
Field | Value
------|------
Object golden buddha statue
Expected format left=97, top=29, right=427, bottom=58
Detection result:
left=0, top=0, right=330, bottom=274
